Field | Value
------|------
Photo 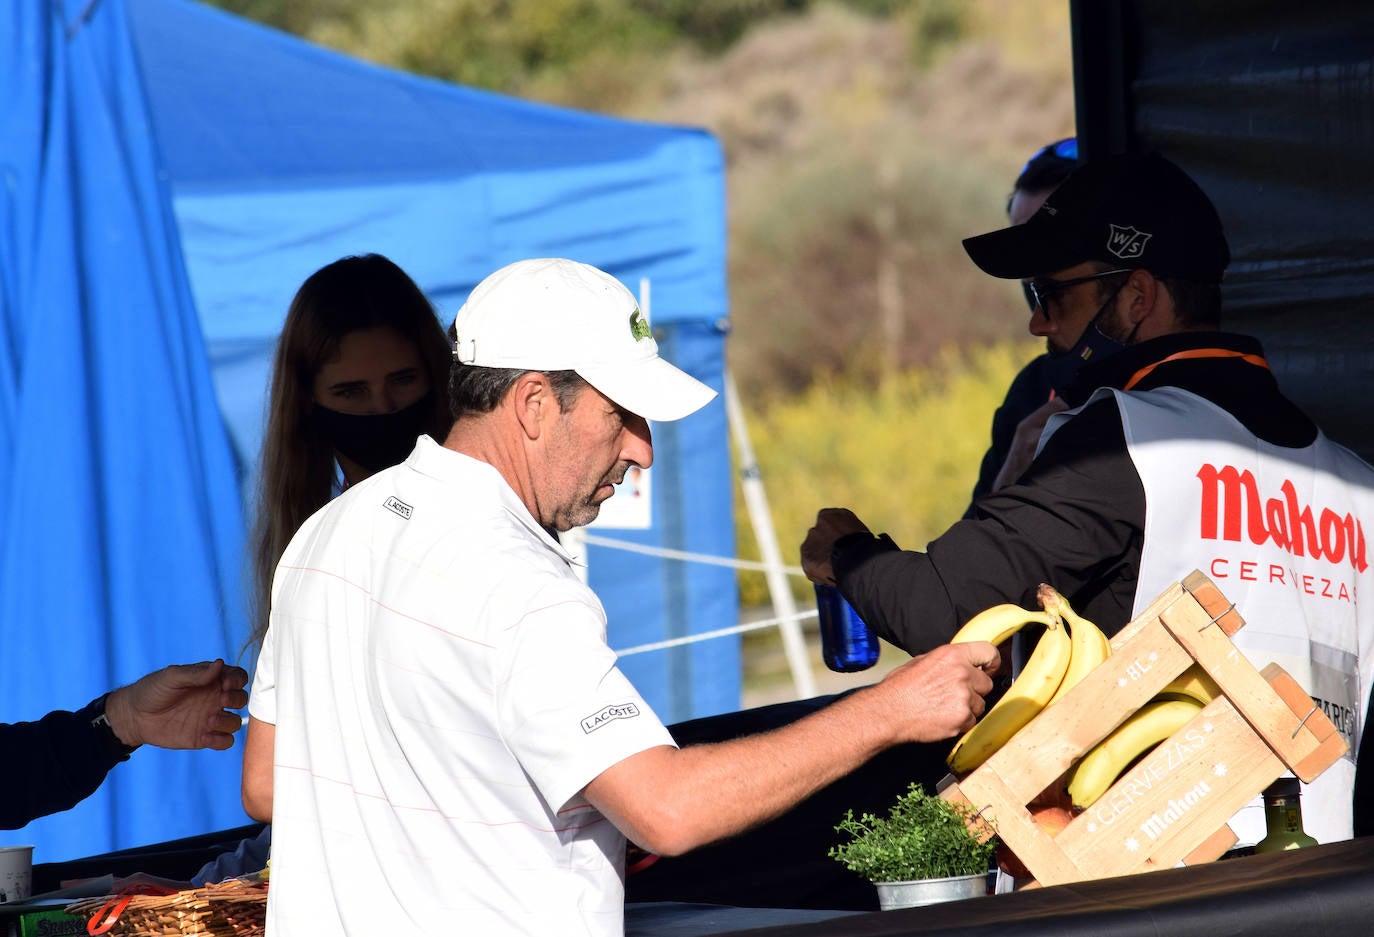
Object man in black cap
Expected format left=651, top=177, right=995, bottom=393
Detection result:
left=801, top=151, right=1374, bottom=847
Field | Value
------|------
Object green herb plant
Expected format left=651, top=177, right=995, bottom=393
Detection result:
left=829, top=783, right=998, bottom=883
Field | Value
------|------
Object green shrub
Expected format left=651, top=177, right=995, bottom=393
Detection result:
left=734, top=339, right=1040, bottom=607
left=830, top=782, right=996, bottom=882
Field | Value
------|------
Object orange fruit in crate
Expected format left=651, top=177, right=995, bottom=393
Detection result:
left=997, top=804, right=1077, bottom=879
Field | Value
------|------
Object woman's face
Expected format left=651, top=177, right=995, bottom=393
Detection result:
left=312, top=326, right=430, bottom=415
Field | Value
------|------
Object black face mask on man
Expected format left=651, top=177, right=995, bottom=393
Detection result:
left=311, top=391, right=435, bottom=474
left=1043, top=284, right=1140, bottom=396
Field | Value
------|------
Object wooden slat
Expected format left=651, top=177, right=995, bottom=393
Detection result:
left=1159, top=598, right=1332, bottom=774
left=1108, top=581, right=1189, bottom=651
left=1183, top=823, right=1238, bottom=865
left=954, top=768, right=1084, bottom=886
left=1181, top=570, right=1247, bottom=637
left=1262, top=663, right=1349, bottom=781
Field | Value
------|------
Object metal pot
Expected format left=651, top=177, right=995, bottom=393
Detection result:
left=874, top=872, right=988, bottom=910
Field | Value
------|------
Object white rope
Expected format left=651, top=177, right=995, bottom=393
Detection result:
left=581, top=532, right=807, bottom=577
left=615, top=608, right=817, bottom=656
left=585, top=531, right=818, bottom=678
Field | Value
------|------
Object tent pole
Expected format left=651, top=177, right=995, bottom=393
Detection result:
left=724, top=371, right=818, bottom=700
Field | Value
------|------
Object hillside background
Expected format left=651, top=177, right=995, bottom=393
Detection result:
left=208, top=0, right=1076, bottom=692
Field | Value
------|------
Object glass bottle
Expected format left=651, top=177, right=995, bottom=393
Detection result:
left=814, top=583, right=879, bottom=672
left=1253, top=777, right=1318, bottom=853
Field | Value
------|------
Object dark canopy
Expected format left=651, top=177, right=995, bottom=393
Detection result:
left=1071, top=0, right=1374, bottom=459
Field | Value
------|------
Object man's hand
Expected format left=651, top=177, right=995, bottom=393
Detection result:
left=800, top=508, right=872, bottom=584
left=873, top=641, right=1000, bottom=743
left=104, top=660, right=250, bottom=751
left=990, top=396, right=1069, bottom=492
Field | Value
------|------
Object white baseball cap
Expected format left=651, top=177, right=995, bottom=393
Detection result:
left=452, top=258, right=717, bottom=422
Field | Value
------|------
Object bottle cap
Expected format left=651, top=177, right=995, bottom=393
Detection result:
left=1263, top=776, right=1301, bottom=800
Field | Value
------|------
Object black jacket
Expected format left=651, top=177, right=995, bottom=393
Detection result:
left=833, top=331, right=1318, bottom=652
left=1, top=698, right=134, bottom=830
left=962, top=353, right=1056, bottom=519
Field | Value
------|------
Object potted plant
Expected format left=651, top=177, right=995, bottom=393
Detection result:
left=829, top=783, right=997, bottom=910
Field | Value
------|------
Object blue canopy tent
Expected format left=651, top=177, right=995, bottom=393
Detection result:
left=3, top=0, right=735, bottom=862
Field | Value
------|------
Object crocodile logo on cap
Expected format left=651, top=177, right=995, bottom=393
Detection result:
left=629, top=308, right=651, bottom=342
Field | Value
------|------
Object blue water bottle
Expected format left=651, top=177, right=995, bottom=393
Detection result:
left=814, top=583, right=880, bottom=672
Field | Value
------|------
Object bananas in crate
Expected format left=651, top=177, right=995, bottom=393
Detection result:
left=945, top=584, right=1108, bottom=774
left=1065, top=698, right=1205, bottom=808
left=1062, top=664, right=1219, bottom=809
left=947, top=585, right=1217, bottom=814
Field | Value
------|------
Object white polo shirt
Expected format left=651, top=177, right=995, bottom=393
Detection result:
left=250, top=436, right=676, bottom=937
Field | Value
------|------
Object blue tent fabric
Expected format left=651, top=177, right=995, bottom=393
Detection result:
left=5, top=0, right=735, bottom=861
left=123, top=0, right=729, bottom=480
left=1, top=0, right=248, bottom=860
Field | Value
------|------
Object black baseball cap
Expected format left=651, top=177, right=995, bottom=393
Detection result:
left=964, top=152, right=1230, bottom=281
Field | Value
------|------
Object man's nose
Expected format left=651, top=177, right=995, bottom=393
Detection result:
left=622, top=415, right=653, bottom=469
left=1028, top=306, right=1053, bottom=337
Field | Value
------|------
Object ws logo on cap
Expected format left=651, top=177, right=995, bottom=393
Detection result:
left=1107, top=224, right=1152, bottom=260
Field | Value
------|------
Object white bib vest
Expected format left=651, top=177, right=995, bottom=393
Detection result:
left=1044, top=385, right=1374, bottom=846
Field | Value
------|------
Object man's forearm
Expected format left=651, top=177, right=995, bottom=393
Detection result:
left=586, top=643, right=996, bottom=857
left=595, top=688, right=896, bottom=857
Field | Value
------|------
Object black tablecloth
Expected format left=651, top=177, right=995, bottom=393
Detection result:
left=697, top=836, right=1374, bottom=937
left=29, top=813, right=1374, bottom=937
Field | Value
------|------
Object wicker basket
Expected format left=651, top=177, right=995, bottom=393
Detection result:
left=67, top=880, right=267, bottom=937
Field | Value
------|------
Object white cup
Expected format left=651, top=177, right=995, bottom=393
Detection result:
left=0, top=845, right=34, bottom=903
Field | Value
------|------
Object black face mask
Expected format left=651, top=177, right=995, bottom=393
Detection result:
left=1044, top=287, right=1138, bottom=396
left=312, top=391, right=435, bottom=474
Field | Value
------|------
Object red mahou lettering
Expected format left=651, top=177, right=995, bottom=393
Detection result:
left=1197, top=464, right=1368, bottom=572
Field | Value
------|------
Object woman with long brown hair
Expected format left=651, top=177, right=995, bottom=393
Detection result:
left=191, top=255, right=451, bottom=886
left=247, top=253, right=452, bottom=650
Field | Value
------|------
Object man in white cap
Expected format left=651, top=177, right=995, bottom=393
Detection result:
left=242, top=258, right=999, bottom=937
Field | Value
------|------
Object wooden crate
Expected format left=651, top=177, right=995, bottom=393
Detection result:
left=939, top=570, right=1348, bottom=887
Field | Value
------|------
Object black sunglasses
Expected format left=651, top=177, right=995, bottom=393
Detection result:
left=1025, top=268, right=1132, bottom=314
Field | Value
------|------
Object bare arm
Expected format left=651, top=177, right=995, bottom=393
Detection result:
left=103, top=660, right=249, bottom=751
left=241, top=716, right=275, bottom=822
left=583, top=641, right=998, bottom=856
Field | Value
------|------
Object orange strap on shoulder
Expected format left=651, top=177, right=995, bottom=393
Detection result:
left=1122, top=348, right=1269, bottom=391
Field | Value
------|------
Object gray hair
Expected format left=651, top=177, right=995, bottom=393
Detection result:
left=447, top=363, right=587, bottom=418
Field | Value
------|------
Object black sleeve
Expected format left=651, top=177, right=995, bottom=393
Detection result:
left=963, top=356, right=1055, bottom=520
left=835, top=398, right=1146, bottom=654
left=1356, top=679, right=1374, bottom=837
left=0, top=700, right=134, bottom=830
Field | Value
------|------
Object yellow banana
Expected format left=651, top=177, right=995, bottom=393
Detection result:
left=1156, top=665, right=1223, bottom=707
left=1066, top=698, right=1204, bottom=809
left=1037, top=584, right=1112, bottom=707
left=947, top=614, right=1071, bottom=775
left=950, top=603, right=1058, bottom=647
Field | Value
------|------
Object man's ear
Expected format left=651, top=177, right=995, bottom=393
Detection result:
left=1121, top=268, right=1162, bottom=327
left=510, top=372, right=552, bottom=441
